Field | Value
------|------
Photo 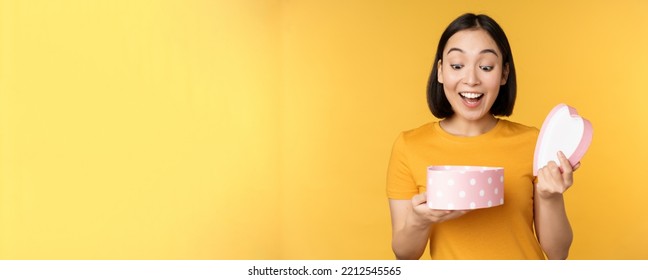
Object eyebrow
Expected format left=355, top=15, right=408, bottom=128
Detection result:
left=447, top=47, right=499, bottom=57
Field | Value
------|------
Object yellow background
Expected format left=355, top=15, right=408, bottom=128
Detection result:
left=1, top=0, right=646, bottom=259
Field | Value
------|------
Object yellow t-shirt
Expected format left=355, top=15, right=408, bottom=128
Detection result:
left=386, top=119, right=546, bottom=259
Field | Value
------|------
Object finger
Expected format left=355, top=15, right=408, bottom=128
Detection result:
left=545, top=160, right=562, bottom=177
left=541, top=164, right=562, bottom=188
left=444, top=210, right=470, bottom=220
left=538, top=166, right=549, bottom=183
left=546, top=160, right=559, bottom=168
left=557, top=151, right=573, bottom=173
left=557, top=151, right=575, bottom=185
left=537, top=167, right=560, bottom=194
left=549, top=162, right=563, bottom=181
left=539, top=166, right=555, bottom=187
left=429, top=209, right=452, bottom=217
left=573, top=162, right=581, bottom=171
left=456, top=210, right=470, bottom=216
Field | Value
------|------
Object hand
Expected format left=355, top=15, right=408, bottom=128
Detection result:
left=410, top=192, right=470, bottom=225
left=535, top=151, right=580, bottom=200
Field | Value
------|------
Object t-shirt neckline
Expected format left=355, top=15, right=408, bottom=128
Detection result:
left=432, top=119, right=505, bottom=142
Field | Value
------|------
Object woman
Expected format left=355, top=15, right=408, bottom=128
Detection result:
left=386, top=13, right=577, bottom=260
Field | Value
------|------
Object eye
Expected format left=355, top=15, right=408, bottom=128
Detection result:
left=480, top=65, right=494, bottom=71
left=450, top=64, right=463, bottom=70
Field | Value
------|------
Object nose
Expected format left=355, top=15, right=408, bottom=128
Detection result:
left=463, top=67, right=480, bottom=86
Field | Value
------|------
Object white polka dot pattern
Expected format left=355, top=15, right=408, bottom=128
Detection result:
left=426, top=166, right=504, bottom=210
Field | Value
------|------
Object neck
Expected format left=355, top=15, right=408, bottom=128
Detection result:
left=440, top=115, right=499, bottom=137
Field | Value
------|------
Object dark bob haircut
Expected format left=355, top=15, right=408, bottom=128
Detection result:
left=427, top=13, right=516, bottom=118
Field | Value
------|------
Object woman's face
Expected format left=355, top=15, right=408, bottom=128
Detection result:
left=437, top=28, right=509, bottom=122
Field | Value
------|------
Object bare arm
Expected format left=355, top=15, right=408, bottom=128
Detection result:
left=389, top=193, right=468, bottom=260
left=534, top=151, right=577, bottom=259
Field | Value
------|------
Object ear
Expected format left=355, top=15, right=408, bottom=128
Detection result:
left=437, top=59, right=444, bottom=83
left=500, top=63, right=510, bottom=85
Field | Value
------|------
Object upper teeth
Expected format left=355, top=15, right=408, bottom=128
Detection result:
left=460, top=92, right=483, bottom=98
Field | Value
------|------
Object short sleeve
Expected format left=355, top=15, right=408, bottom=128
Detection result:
left=386, top=132, right=419, bottom=200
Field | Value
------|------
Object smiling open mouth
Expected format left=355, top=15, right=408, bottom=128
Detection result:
left=459, top=92, right=484, bottom=102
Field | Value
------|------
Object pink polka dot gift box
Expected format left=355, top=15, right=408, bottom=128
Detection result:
left=427, top=166, right=504, bottom=210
